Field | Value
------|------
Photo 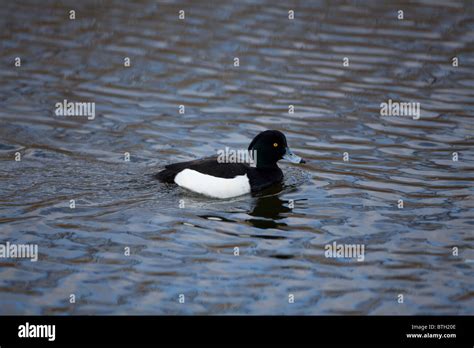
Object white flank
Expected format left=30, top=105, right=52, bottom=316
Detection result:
left=174, top=169, right=251, bottom=199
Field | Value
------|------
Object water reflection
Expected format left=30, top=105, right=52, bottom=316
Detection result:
left=246, top=184, right=289, bottom=229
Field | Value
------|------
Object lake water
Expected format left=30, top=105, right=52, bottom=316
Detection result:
left=0, top=0, right=473, bottom=315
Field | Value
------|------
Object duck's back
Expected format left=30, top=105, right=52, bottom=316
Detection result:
left=155, top=156, right=249, bottom=182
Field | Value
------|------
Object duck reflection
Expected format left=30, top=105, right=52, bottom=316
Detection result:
left=246, top=184, right=292, bottom=229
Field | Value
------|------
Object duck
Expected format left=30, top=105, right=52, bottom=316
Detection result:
left=156, top=130, right=305, bottom=199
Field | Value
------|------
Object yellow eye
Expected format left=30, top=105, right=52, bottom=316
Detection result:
left=273, top=143, right=278, bottom=147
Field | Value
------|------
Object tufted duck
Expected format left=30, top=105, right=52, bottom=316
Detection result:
left=156, top=130, right=305, bottom=199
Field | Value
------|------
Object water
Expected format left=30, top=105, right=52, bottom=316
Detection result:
left=0, top=0, right=473, bottom=315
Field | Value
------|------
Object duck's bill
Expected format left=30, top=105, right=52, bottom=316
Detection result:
left=283, top=147, right=306, bottom=164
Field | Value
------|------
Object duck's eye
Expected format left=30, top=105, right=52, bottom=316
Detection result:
left=273, top=143, right=278, bottom=148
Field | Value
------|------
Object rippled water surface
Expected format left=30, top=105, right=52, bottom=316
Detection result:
left=0, top=0, right=473, bottom=314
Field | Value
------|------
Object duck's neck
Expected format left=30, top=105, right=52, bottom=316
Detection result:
left=256, top=162, right=279, bottom=170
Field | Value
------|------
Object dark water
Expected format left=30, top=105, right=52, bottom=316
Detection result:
left=0, top=0, right=473, bottom=314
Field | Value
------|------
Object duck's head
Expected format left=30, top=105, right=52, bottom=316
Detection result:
left=248, top=130, right=305, bottom=168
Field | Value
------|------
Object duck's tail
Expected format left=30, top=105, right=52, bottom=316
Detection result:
left=154, top=167, right=178, bottom=183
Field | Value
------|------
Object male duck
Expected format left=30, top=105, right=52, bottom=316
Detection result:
left=156, top=130, right=305, bottom=199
